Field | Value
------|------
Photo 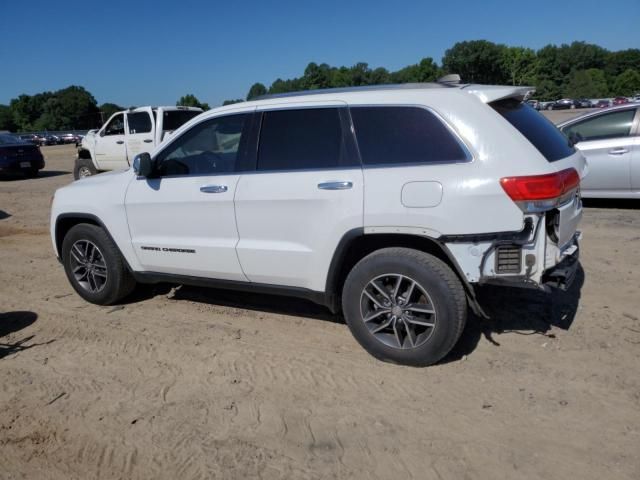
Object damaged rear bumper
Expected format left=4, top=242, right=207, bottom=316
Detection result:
left=541, top=236, right=580, bottom=291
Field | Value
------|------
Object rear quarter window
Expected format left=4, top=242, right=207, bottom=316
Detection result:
left=491, top=99, right=575, bottom=162
left=350, top=106, right=470, bottom=166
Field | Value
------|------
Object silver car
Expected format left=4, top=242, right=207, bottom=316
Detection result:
left=558, top=104, right=640, bottom=198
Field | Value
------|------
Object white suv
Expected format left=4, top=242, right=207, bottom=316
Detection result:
left=50, top=82, right=586, bottom=366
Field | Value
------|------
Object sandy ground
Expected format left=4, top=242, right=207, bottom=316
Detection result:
left=1, top=142, right=639, bottom=480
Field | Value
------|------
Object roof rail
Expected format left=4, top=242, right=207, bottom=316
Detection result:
left=254, top=81, right=460, bottom=101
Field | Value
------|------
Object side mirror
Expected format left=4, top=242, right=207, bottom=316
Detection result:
left=133, top=152, right=155, bottom=177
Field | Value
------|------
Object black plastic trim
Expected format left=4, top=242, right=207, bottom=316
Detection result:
left=132, top=271, right=331, bottom=309
left=542, top=247, right=580, bottom=291
left=324, top=227, right=365, bottom=311
left=431, top=238, right=490, bottom=319
left=439, top=219, right=534, bottom=244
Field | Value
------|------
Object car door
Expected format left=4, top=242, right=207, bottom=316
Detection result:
left=125, top=112, right=252, bottom=280
left=562, top=108, right=637, bottom=195
left=125, top=109, right=155, bottom=160
left=94, top=113, right=127, bottom=170
left=234, top=104, right=363, bottom=292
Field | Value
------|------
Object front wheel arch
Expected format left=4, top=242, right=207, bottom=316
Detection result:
left=55, top=214, right=133, bottom=274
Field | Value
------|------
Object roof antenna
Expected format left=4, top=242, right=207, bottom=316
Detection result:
left=438, top=74, right=461, bottom=85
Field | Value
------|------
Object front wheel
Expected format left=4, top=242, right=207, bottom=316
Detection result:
left=61, top=224, right=136, bottom=305
left=73, top=158, right=97, bottom=180
left=342, top=248, right=467, bottom=366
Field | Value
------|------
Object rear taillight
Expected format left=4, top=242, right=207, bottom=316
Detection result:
left=500, top=168, right=580, bottom=212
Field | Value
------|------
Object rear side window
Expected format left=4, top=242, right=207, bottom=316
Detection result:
left=127, top=112, right=152, bottom=134
left=491, top=99, right=575, bottom=162
left=562, top=109, right=636, bottom=142
left=257, top=108, right=354, bottom=171
left=350, top=106, right=470, bottom=166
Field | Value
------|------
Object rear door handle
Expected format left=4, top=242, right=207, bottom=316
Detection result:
left=116, top=140, right=124, bottom=144
left=200, top=184, right=228, bottom=193
left=143, top=139, right=153, bottom=143
left=608, top=147, right=629, bottom=155
left=318, top=181, right=353, bottom=190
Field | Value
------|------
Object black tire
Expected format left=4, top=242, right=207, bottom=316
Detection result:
left=342, top=248, right=467, bottom=366
left=25, top=168, right=38, bottom=178
left=61, top=223, right=136, bottom=305
left=73, top=158, right=97, bottom=180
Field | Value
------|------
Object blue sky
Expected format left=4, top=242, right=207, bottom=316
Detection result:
left=1, top=0, right=638, bottom=107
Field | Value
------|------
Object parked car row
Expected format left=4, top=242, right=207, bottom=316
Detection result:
left=528, top=96, right=638, bottom=111
left=18, top=132, right=84, bottom=147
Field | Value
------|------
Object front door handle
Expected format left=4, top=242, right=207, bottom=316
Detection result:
left=200, top=184, right=228, bottom=193
left=318, top=181, right=353, bottom=190
left=608, top=147, right=629, bottom=155
left=143, top=139, right=153, bottom=143
left=116, top=140, right=124, bottom=144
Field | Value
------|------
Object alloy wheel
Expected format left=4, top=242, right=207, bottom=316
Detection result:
left=78, top=166, right=92, bottom=178
left=69, top=240, right=108, bottom=293
left=360, top=274, right=437, bottom=349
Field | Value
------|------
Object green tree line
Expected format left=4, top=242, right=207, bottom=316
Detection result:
left=2, top=40, right=639, bottom=132
left=236, top=40, right=640, bottom=103
left=0, top=86, right=127, bottom=133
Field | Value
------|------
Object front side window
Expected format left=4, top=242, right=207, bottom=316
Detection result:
left=257, top=108, right=353, bottom=171
left=127, top=112, right=152, bottom=134
left=562, top=109, right=636, bottom=142
left=104, top=114, right=125, bottom=136
left=156, top=114, right=248, bottom=177
left=350, top=106, right=470, bottom=166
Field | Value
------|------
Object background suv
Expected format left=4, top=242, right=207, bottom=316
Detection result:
left=51, top=81, right=585, bottom=366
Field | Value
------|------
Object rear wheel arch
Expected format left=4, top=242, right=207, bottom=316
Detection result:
left=325, top=231, right=477, bottom=312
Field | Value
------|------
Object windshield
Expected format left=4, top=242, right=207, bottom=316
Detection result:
left=162, top=110, right=202, bottom=131
left=491, top=99, right=575, bottom=162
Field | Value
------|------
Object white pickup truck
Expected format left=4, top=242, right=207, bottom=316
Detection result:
left=74, top=106, right=203, bottom=179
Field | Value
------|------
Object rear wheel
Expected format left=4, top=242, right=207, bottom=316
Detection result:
left=61, top=224, right=136, bottom=305
left=73, top=158, right=97, bottom=180
left=342, top=248, right=467, bottom=366
left=25, top=168, right=38, bottom=178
